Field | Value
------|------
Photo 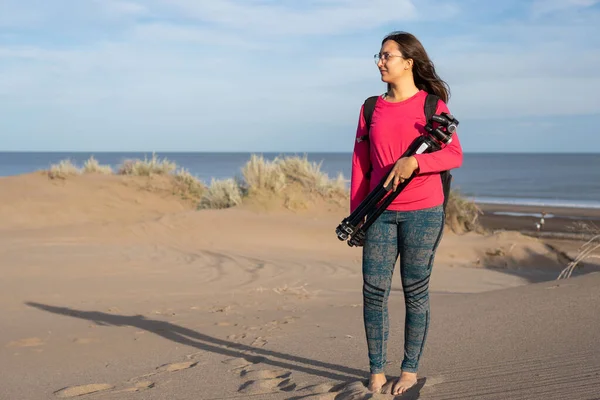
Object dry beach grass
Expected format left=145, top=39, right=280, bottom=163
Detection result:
left=45, top=153, right=482, bottom=233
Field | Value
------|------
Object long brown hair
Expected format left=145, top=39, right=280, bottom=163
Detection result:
left=382, top=31, right=450, bottom=104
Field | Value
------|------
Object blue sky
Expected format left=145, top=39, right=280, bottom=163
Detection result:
left=1, top=0, right=599, bottom=153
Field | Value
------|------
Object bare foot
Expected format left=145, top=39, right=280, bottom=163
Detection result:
left=368, top=373, right=387, bottom=393
left=392, top=371, right=417, bottom=395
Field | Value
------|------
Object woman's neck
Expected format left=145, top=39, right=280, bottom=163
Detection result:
left=385, top=80, right=419, bottom=102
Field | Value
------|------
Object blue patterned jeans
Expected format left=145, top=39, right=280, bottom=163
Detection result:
left=362, top=205, right=445, bottom=374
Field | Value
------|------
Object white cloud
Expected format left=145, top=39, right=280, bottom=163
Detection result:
left=0, top=0, right=147, bottom=32
left=0, top=1, right=43, bottom=28
left=129, top=23, right=268, bottom=49
left=426, top=12, right=600, bottom=118
left=99, top=0, right=148, bottom=17
left=160, top=0, right=419, bottom=35
left=531, top=0, right=600, bottom=16
left=450, top=76, right=600, bottom=119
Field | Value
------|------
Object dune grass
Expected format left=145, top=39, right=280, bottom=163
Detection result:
left=47, top=159, right=82, bottom=179
left=171, top=168, right=206, bottom=201
left=275, top=155, right=346, bottom=198
left=45, top=153, right=482, bottom=233
left=46, top=154, right=206, bottom=202
left=82, top=156, right=113, bottom=174
left=117, top=153, right=176, bottom=176
left=47, top=157, right=113, bottom=179
left=240, top=154, right=346, bottom=199
left=445, top=189, right=484, bottom=233
left=199, top=178, right=242, bottom=209
left=241, top=154, right=286, bottom=194
left=558, top=222, right=600, bottom=279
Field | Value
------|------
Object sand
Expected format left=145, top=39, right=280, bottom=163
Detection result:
left=1, top=172, right=600, bottom=400
left=478, top=203, right=600, bottom=238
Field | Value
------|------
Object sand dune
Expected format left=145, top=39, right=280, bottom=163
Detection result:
left=0, top=173, right=195, bottom=230
left=1, top=173, right=599, bottom=399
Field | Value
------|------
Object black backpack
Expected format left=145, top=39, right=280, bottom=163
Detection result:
left=359, top=93, right=453, bottom=211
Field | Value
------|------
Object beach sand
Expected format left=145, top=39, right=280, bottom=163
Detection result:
left=478, top=203, right=600, bottom=237
left=1, top=172, right=599, bottom=399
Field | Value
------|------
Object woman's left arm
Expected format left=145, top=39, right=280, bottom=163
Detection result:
left=412, top=100, right=464, bottom=174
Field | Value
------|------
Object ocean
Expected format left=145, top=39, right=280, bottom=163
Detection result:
left=1, top=152, right=600, bottom=209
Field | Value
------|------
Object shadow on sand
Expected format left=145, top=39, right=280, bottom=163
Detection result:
left=26, top=302, right=426, bottom=399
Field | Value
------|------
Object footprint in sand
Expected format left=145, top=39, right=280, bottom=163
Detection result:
left=128, top=360, right=200, bottom=382
left=231, top=356, right=296, bottom=395
left=72, top=337, right=98, bottom=345
left=227, top=333, right=247, bottom=341
left=185, top=351, right=204, bottom=360
left=53, top=384, right=114, bottom=398
left=222, top=355, right=266, bottom=372
left=118, top=380, right=155, bottom=393
left=238, top=377, right=296, bottom=395
left=283, top=316, right=299, bottom=324
left=297, top=382, right=338, bottom=394
left=292, top=381, right=371, bottom=400
left=155, top=361, right=198, bottom=373
left=240, top=369, right=291, bottom=380
left=54, top=359, right=199, bottom=398
left=7, top=337, right=44, bottom=347
left=292, top=378, right=432, bottom=400
left=251, top=336, right=268, bottom=347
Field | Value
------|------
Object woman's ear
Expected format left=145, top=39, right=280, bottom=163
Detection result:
left=405, top=58, right=414, bottom=70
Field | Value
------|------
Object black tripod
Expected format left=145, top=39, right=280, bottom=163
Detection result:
left=336, top=112, right=459, bottom=247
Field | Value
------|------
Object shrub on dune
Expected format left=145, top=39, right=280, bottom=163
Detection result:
left=82, top=156, right=113, bottom=174
left=117, top=153, right=176, bottom=176
left=444, top=190, right=483, bottom=233
left=173, top=168, right=206, bottom=201
left=47, top=159, right=81, bottom=179
left=241, top=154, right=286, bottom=193
left=198, top=178, right=242, bottom=209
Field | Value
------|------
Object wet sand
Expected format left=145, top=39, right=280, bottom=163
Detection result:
left=478, top=203, right=600, bottom=236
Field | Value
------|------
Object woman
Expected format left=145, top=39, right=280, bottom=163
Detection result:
left=350, top=31, right=463, bottom=395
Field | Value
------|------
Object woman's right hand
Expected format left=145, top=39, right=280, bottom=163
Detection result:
left=384, top=156, right=419, bottom=191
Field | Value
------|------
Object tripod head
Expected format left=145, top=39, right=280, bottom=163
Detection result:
left=424, top=112, right=459, bottom=145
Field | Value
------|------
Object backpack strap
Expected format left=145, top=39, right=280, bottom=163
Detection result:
left=423, top=93, right=452, bottom=212
left=357, top=95, right=378, bottom=143
left=357, top=95, right=378, bottom=179
left=424, top=93, right=439, bottom=121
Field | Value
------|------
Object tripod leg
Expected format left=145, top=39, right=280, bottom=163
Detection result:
left=347, top=182, right=388, bottom=227
left=348, top=177, right=413, bottom=247
left=337, top=172, right=395, bottom=241
left=336, top=182, right=388, bottom=240
left=347, top=138, right=434, bottom=247
left=345, top=138, right=427, bottom=224
left=347, top=182, right=382, bottom=222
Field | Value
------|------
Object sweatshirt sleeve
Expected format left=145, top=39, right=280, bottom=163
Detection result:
left=413, top=99, right=463, bottom=174
left=350, top=104, right=371, bottom=213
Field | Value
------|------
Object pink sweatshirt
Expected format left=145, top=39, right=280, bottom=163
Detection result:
left=350, top=90, right=463, bottom=212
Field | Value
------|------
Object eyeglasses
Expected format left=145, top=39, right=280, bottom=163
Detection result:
left=374, top=52, right=403, bottom=64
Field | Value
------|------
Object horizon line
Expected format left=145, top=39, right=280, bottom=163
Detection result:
left=1, top=150, right=600, bottom=155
